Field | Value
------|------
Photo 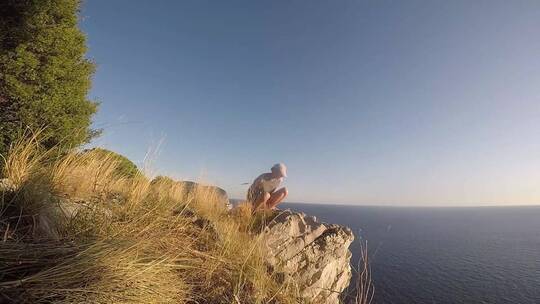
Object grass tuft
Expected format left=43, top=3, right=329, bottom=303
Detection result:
left=354, top=241, right=375, bottom=304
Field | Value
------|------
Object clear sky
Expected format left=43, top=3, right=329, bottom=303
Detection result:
left=81, top=0, right=540, bottom=206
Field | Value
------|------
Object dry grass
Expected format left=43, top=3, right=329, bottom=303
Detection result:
left=0, top=130, right=49, bottom=189
left=354, top=241, right=375, bottom=304
left=0, top=135, right=301, bottom=303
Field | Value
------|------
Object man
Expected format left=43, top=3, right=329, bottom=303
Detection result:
left=247, top=163, right=288, bottom=211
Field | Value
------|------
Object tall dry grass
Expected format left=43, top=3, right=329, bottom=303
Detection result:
left=0, top=130, right=49, bottom=189
left=354, top=241, right=375, bottom=304
left=0, top=134, right=302, bottom=303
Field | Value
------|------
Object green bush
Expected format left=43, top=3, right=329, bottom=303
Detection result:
left=85, top=148, right=140, bottom=178
left=0, top=0, right=99, bottom=156
left=150, top=175, right=176, bottom=185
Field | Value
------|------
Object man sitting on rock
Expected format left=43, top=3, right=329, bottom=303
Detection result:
left=247, top=163, right=288, bottom=212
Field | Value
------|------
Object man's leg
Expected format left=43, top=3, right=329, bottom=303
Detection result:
left=266, top=187, right=288, bottom=209
left=253, top=192, right=271, bottom=212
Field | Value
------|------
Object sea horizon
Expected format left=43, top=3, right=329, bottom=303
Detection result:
left=232, top=199, right=540, bottom=209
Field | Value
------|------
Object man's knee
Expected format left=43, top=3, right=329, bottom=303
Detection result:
left=282, top=187, right=288, bottom=197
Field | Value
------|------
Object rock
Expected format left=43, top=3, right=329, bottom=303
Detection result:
left=151, top=177, right=231, bottom=209
left=57, top=199, right=113, bottom=219
left=180, top=180, right=230, bottom=208
left=0, top=178, right=16, bottom=192
left=261, top=209, right=354, bottom=304
left=174, top=207, right=215, bottom=232
left=35, top=199, right=112, bottom=240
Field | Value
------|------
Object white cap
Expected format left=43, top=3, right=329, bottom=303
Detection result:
left=271, top=163, right=287, bottom=177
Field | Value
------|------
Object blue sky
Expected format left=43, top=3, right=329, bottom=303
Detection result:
left=81, top=0, right=540, bottom=205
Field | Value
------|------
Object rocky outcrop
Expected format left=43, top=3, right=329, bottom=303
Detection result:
left=261, top=209, right=354, bottom=304
left=3, top=177, right=350, bottom=302
left=177, top=180, right=231, bottom=209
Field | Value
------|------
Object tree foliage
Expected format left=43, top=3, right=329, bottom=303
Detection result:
left=0, top=0, right=99, bottom=156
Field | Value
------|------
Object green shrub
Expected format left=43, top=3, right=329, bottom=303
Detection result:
left=150, top=175, right=176, bottom=185
left=84, top=148, right=139, bottom=178
left=0, top=0, right=99, bottom=156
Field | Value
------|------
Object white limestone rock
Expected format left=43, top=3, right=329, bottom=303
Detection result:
left=261, top=209, right=354, bottom=304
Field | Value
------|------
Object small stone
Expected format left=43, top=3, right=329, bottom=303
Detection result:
left=0, top=178, right=16, bottom=192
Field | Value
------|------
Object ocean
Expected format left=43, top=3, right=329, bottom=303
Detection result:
left=280, top=203, right=540, bottom=304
